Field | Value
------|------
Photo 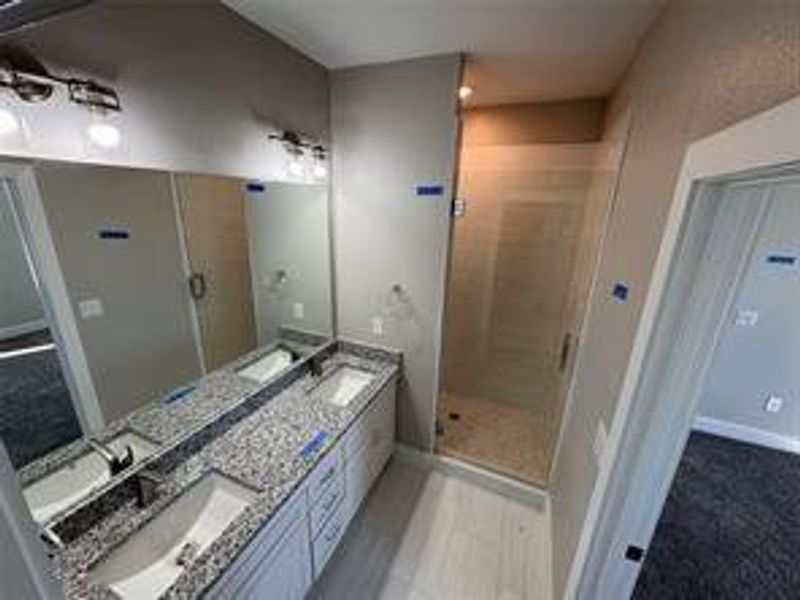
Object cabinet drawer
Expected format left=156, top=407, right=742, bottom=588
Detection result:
left=309, top=472, right=344, bottom=536
left=312, top=501, right=346, bottom=578
left=306, top=445, right=343, bottom=501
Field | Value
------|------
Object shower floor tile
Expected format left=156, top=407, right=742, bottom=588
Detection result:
left=436, top=393, right=550, bottom=486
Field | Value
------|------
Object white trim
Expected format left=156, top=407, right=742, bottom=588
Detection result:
left=1, top=163, right=105, bottom=433
left=693, top=415, right=800, bottom=455
left=0, top=319, right=47, bottom=341
left=394, top=443, right=548, bottom=509
left=0, top=343, right=56, bottom=360
left=567, top=95, right=800, bottom=599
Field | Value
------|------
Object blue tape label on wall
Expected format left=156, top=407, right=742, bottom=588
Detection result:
left=98, top=229, right=130, bottom=240
left=766, top=254, right=796, bottom=265
left=612, top=282, right=629, bottom=302
left=416, top=184, right=444, bottom=197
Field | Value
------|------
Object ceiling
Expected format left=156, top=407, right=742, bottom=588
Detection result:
left=224, top=0, right=665, bottom=106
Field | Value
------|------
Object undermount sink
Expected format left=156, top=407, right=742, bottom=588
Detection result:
left=23, top=430, right=158, bottom=524
left=237, top=347, right=295, bottom=384
left=313, top=366, right=375, bottom=408
left=89, top=471, right=258, bottom=599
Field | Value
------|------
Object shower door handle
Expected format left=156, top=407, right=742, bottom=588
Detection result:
left=188, top=272, right=207, bottom=300
left=558, top=332, right=574, bottom=373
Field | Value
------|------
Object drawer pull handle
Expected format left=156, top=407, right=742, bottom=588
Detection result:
left=322, top=493, right=339, bottom=512
left=324, top=523, right=341, bottom=543
left=319, top=466, right=336, bottom=486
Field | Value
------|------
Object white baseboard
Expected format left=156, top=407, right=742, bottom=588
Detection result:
left=0, top=319, right=47, bottom=342
left=393, top=443, right=548, bottom=509
left=693, top=415, right=800, bottom=455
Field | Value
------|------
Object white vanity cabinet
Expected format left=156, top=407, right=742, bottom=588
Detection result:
left=207, top=376, right=396, bottom=600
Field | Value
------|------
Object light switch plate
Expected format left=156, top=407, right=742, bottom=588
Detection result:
left=735, top=309, right=759, bottom=326
left=593, top=419, right=608, bottom=467
left=292, top=302, right=304, bottom=319
left=371, top=316, right=383, bottom=336
left=78, top=298, right=103, bottom=319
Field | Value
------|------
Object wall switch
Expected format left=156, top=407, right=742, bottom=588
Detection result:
left=765, top=395, right=784, bottom=413
left=735, top=309, right=759, bottom=326
left=78, top=298, right=103, bottom=320
left=593, top=419, right=608, bottom=467
left=292, top=302, right=304, bottom=319
left=371, top=316, right=384, bottom=336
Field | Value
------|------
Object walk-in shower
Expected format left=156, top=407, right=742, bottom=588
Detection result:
left=437, top=113, right=628, bottom=485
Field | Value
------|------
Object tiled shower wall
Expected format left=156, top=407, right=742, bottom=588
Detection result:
left=441, top=100, right=615, bottom=464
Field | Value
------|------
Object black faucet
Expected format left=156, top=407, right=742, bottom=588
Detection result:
left=308, top=354, right=324, bottom=378
left=134, top=469, right=164, bottom=508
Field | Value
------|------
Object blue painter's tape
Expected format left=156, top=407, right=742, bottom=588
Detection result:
left=164, top=383, right=197, bottom=404
left=767, top=254, right=796, bottom=265
left=416, top=184, right=444, bottom=197
left=301, top=431, right=330, bottom=461
left=246, top=182, right=265, bottom=193
left=612, top=282, right=629, bottom=302
left=99, top=229, right=130, bottom=240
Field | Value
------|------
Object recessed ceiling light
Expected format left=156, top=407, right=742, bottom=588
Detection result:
left=458, top=85, right=473, bottom=101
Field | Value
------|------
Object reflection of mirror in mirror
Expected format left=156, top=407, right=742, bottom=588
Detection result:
left=0, top=161, right=334, bottom=518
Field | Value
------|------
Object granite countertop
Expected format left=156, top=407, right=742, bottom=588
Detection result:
left=18, top=333, right=323, bottom=490
left=50, top=344, right=400, bottom=599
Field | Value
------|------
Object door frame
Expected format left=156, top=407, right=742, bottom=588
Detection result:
left=0, top=161, right=105, bottom=433
left=568, top=94, right=800, bottom=598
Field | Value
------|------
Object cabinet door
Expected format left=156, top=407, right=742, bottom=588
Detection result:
left=235, top=519, right=311, bottom=600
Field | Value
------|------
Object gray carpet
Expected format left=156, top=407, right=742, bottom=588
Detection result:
left=633, top=431, right=800, bottom=600
left=0, top=334, right=82, bottom=468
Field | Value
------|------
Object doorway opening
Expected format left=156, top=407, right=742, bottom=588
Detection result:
left=435, top=102, right=627, bottom=486
left=633, top=176, right=800, bottom=596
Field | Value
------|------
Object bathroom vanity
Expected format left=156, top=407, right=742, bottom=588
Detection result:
left=38, top=340, right=399, bottom=599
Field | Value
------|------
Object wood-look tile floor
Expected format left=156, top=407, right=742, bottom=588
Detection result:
left=435, top=394, right=551, bottom=486
left=312, top=459, right=552, bottom=600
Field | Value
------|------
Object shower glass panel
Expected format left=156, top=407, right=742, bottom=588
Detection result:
left=438, top=140, right=620, bottom=485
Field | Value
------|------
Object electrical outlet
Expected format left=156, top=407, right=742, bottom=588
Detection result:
left=372, top=316, right=384, bottom=336
left=765, top=395, right=784, bottom=413
left=292, top=302, right=304, bottom=319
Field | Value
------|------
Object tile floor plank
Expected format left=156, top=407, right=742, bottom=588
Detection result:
left=313, top=458, right=551, bottom=600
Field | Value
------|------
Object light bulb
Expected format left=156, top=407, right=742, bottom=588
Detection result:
left=288, top=158, right=303, bottom=177
left=88, top=122, right=121, bottom=148
left=458, top=85, right=473, bottom=101
left=0, top=108, right=20, bottom=136
left=312, top=162, right=327, bottom=179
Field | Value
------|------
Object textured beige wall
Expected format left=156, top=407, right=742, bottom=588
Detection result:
left=461, top=99, right=607, bottom=146
left=550, top=0, right=800, bottom=595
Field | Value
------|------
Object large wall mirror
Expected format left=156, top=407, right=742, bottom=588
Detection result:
left=0, top=160, right=333, bottom=521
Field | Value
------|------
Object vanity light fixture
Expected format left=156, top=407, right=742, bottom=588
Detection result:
left=311, top=144, right=327, bottom=179
left=269, top=129, right=328, bottom=180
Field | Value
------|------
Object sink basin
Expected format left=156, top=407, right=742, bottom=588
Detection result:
left=313, top=366, right=375, bottom=408
left=23, top=430, right=158, bottom=524
left=237, top=347, right=294, bottom=384
left=90, top=471, right=258, bottom=599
